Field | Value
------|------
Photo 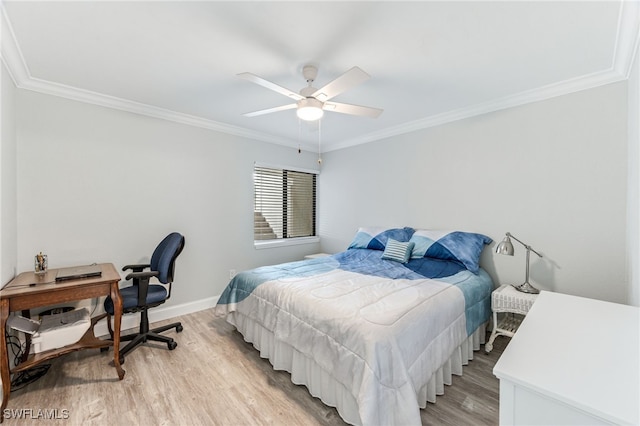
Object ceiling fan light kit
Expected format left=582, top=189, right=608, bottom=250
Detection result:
left=296, top=98, right=324, bottom=121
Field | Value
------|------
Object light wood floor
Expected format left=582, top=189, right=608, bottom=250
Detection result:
left=3, top=309, right=507, bottom=425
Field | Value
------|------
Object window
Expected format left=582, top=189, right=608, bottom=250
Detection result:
left=254, top=164, right=317, bottom=243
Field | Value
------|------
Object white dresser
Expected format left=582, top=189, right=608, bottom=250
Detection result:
left=493, top=291, right=639, bottom=425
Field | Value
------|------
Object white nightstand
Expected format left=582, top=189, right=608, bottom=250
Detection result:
left=485, top=284, right=538, bottom=353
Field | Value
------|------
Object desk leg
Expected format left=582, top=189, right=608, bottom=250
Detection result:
left=1, top=299, right=10, bottom=421
left=110, top=283, right=125, bottom=380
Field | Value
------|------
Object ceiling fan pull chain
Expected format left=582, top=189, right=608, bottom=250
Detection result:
left=298, top=118, right=302, bottom=154
left=318, top=119, right=322, bottom=165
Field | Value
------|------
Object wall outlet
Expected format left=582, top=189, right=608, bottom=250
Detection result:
left=229, top=269, right=236, bottom=279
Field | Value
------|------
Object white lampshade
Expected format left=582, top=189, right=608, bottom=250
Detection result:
left=297, top=98, right=324, bottom=121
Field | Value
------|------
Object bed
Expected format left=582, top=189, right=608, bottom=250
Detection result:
left=214, top=227, right=494, bottom=425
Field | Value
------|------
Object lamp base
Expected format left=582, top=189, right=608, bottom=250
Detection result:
left=512, top=282, right=540, bottom=294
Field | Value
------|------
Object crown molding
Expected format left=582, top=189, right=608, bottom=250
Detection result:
left=22, top=75, right=297, bottom=147
left=2, top=2, right=638, bottom=154
left=328, top=67, right=626, bottom=152
left=323, top=0, right=640, bottom=152
left=0, top=5, right=297, bottom=149
left=0, top=5, right=28, bottom=86
left=613, top=0, right=640, bottom=78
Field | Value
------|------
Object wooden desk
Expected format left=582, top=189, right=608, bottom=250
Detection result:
left=0, top=263, right=125, bottom=418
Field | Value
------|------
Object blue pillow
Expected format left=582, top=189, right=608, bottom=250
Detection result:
left=348, top=227, right=415, bottom=251
left=381, top=239, right=415, bottom=263
left=409, top=229, right=492, bottom=274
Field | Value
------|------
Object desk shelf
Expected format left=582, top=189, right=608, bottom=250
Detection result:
left=11, top=314, right=112, bottom=374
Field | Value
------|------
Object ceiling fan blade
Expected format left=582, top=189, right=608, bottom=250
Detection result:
left=311, top=66, right=371, bottom=101
left=324, top=101, right=383, bottom=118
left=237, top=72, right=305, bottom=101
left=242, top=103, right=297, bottom=117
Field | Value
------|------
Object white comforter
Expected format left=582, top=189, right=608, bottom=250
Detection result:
left=216, top=267, right=472, bottom=425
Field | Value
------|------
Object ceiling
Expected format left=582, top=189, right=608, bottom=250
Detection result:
left=2, top=1, right=639, bottom=152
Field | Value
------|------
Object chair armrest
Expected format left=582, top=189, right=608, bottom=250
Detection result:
left=125, top=270, right=159, bottom=281
left=122, top=263, right=151, bottom=272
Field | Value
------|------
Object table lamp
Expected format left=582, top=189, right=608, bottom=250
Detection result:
left=495, top=232, right=542, bottom=294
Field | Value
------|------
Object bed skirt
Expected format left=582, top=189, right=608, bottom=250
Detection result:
left=227, top=311, right=487, bottom=426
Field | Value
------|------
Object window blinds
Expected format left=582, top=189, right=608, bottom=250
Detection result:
left=254, top=165, right=317, bottom=241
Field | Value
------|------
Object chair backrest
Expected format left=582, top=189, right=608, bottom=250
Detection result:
left=150, top=232, right=185, bottom=284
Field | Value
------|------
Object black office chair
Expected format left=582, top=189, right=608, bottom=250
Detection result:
left=104, top=232, right=185, bottom=362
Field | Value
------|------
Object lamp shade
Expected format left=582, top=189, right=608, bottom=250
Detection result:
left=297, top=98, right=324, bottom=121
left=495, top=235, right=515, bottom=256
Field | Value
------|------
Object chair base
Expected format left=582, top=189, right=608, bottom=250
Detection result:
left=107, top=309, right=183, bottom=363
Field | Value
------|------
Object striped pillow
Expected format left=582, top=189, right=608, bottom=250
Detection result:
left=381, top=238, right=415, bottom=263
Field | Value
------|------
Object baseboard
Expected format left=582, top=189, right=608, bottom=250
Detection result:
left=93, top=295, right=220, bottom=338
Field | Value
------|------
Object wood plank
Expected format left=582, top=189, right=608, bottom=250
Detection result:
left=3, top=309, right=508, bottom=425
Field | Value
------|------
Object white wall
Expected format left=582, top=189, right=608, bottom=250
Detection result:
left=9, top=70, right=635, bottom=307
left=629, top=40, right=640, bottom=307
left=16, top=90, right=321, bottom=307
left=1, top=60, right=17, bottom=287
left=320, top=82, right=629, bottom=304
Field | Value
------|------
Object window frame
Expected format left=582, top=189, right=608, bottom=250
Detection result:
left=253, top=162, right=319, bottom=249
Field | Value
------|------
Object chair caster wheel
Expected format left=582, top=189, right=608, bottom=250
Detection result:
left=119, top=355, right=125, bottom=365
left=100, top=347, right=109, bottom=353
left=168, top=341, right=177, bottom=350
left=176, top=324, right=183, bottom=333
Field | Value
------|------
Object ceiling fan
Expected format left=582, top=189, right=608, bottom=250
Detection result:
left=238, top=65, right=383, bottom=121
